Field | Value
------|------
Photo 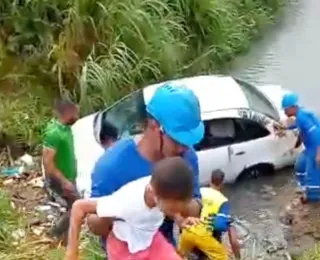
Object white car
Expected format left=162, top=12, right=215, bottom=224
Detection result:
left=73, top=75, right=301, bottom=197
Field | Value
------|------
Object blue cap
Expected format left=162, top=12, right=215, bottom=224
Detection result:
left=281, top=92, right=299, bottom=109
left=146, top=83, right=204, bottom=147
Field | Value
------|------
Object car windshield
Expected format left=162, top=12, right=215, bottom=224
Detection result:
left=99, top=89, right=146, bottom=137
left=235, top=79, right=280, bottom=121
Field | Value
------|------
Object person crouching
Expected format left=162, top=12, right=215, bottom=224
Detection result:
left=178, top=169, right=241, bottom=260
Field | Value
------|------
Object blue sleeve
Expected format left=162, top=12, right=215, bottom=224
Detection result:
left=298, top=114, right=320, bottom=146
left=183, top=149, right=201, bottom=199
left=213, top=201, right=231, bottom=232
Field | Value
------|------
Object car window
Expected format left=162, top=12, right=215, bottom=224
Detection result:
left=233, top=118, right=270, bottom=143
left=235, top=78, right=280, bottom=121
left=98, top=89, right=146, bottom=138
left=194, top=118, right=235, bottom=151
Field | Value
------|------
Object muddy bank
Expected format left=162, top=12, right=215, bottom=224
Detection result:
left=0, top=150, right=314, bottom=260
left=280, top=195, right=320, bottom=258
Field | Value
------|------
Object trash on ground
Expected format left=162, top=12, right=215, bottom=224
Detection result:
left=28, top=176, right=44, bottom=188
left=35, top=205, right=52, bottom=212
left=1, top=166, right=24, bottom=176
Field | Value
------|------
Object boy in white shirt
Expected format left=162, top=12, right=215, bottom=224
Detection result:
left=66, top=157, right=195, bottom=260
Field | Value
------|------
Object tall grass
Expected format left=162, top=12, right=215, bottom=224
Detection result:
left=0, top=0, right=283, bottom=144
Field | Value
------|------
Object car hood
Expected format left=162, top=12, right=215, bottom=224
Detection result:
left=256, top=84, right=291, bottom=121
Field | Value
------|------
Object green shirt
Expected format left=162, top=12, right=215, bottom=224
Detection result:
left=43, top=119, right=77, bottom=181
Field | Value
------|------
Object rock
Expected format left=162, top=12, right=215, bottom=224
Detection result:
left=28, top=177, right=44, bottom=188
left=12, top=229, right=26, bottom=240
left=261, top=185, right=277, bottom=196
left=47, top=215, right=55, bottom=221
left=47, top=201, right=62, bottom=208
left=35, top=205, right=52, bottom=212
left=3, top=179, right=14, bottom=185
left=31, top=226, right=45, bottom=236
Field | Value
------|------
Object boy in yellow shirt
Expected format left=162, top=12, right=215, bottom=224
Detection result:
left=178, top=169, right=241, bottom=260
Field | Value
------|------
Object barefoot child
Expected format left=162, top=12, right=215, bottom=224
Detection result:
left=178, top=169, right=241, bottom=260
left=66, top=157, right=194, bottom=260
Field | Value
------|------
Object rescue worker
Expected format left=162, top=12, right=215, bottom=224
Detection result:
left=178, top=169, right=241, bottom=260
left=295, top=149, right=307, bottom=193
left=281, top=92, right=320, bottom=202
left=88, top=83, right=204, bottom=255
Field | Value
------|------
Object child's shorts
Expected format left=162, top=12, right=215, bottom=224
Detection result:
left=107, top=231, right=182, bottom=260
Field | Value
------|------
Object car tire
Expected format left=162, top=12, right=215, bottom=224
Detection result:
left=238, top=163, right=275, bottom=180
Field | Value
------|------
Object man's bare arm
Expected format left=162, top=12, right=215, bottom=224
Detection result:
left=228, top=226, right=241, bottom=260
left=42, top=147, right=68, bottom=184
left=66, top=200, right=97, bottom=260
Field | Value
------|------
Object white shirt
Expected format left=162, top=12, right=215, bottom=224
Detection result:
left=96, top=176, right=164, bottom=253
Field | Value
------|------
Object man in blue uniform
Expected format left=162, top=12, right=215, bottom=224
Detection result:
left=87, top=83, right=205, bottom=252
left=281, top=92, right=320, bottom=202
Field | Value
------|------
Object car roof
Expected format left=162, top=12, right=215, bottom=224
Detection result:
left=143, top=75, right=249, bottom=114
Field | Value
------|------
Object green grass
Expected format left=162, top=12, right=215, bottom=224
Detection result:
left=0, top=0, right=284, bottom=145
left=0, top=190, right=104, bottom=260
left=296, top=245, right=320, bottom=260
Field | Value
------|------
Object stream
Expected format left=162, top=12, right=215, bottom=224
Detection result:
left=223, top=0, right=320, bottom=258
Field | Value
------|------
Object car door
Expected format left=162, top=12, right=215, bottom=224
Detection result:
left=195, top=118, right=235, bottom=184
left=227, top=117, right=275, bottom=179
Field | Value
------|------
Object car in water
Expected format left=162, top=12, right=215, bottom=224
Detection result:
left=72, top=75, right=301, bottom=197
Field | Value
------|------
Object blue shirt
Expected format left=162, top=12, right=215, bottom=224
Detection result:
left=91, top=138, right=201, bottom=246
left=91, top=138, right=201, bottom=199
left=214, top=202, right=230, bottom=232
left=295, top=108, right=320, bottom=157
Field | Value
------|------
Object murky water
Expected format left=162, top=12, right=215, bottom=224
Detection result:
left=223, top=0, right=320, bottom=256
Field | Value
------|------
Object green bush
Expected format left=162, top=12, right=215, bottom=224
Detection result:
left=0, top=0, right=284, bottom=145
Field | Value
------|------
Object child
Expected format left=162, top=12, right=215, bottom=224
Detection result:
left=66, top=157, right=194, bottom=260
left=178, top=169, right=241, bottom=260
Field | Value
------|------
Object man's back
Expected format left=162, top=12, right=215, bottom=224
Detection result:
left=97, top=176, right=164, bottom=253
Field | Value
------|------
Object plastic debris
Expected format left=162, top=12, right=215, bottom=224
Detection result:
left=1, top=166, right=24, bottom=176
left=18, top=154, right=34, bottom=166
left=35, top=205, right=52, bottom=212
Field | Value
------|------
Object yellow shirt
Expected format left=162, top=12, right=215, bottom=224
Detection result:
left=188, top=187, right=228, bottom=236
left=178, top=187, right=229, bottom=260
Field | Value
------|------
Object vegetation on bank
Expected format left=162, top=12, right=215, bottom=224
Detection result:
left=0, top=0, right=283, bottom=149
left=296, top=245, right=320, bottom=260
left=0, top=190, right=104, bottom=260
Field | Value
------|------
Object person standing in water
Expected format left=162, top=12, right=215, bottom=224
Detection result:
left=42, top=99, right=80, bottom=242
left=280, top=92, right=320, bottom=202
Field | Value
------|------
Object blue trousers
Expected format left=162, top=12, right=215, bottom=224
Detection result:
left=294, top=151, right=307, bottom=189
left=305, top=155, right=320, bottom=202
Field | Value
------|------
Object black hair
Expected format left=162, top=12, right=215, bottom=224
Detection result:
left=54, top=99, right=76, bottom=115
left=100, top=120, right=119, bottom=143
left=151, top=157, right=193, bottom=201
left=211, top=169, right=225, bottom=186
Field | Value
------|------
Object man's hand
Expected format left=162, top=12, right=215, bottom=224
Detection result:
left=63, top=180, right=76, bottom=195
left=178, top=217, right=201, bottom=228
left=273, top=123, right=287, bottom=137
